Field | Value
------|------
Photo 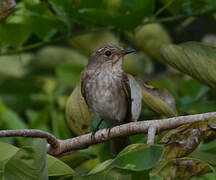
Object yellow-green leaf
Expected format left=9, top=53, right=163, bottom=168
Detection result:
left=152, top=158, right=213, bottom=180
left=139, top=80, right=177, bottom=117
left=160, top=42, right=216, bottom=90
left=65, top=82, right=94, bottom=135
left=130, top=23, right=172, bottom=61
left=160, top=119, right=216, bottom=160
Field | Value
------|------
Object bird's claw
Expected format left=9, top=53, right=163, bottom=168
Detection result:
left=91, top=129, right=97, bottom=141
left=107, top=127, right=112, bottom=136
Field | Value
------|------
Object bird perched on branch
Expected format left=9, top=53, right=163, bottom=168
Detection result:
left=81, top=44, right=142, bottom=155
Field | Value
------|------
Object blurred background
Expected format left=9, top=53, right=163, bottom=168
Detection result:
left=0, top=0, right=216, bottom=176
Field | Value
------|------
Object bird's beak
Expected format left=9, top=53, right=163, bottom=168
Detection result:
left=123, top=49, right=135, bottom=55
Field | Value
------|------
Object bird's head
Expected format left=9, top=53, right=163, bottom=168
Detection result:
left=88, top=44, right=135, bottom=66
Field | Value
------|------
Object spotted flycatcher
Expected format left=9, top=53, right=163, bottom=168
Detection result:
left=81, top=44, right=136, bottom=155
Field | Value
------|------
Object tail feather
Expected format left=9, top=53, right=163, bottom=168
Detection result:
left=110, top=137, right=130, bottom=155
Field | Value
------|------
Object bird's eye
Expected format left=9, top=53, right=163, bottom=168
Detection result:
left=105, top=50, right=111, bottom=56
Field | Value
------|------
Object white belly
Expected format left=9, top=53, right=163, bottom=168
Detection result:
left=85, top=69, right=127, bottom=126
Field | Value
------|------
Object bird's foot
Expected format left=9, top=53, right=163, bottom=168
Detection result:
left=91, top=119, right=104, bottom=141
left=91, top=128, right=98, bottom=142
left=107, top=127, right=112, bottom=136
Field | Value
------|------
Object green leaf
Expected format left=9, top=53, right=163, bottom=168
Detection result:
left=88, top=159, right=114, bottom=175
left=70, top=31, right=119, bottom=55
left=113, top=144, right=164, bottom=171
left=189, top=151, right=216, bottom=166
left=76, top=168, right=132, bottom=180
left=71, top=0, right=154, bottom=30
left=65, top=82, right=95, bottom=135
left=0, top=54, right=32, bottom=78
left=161, top=0, right=216, bottom=15
left=49, top=0, right=71, bottom=31
left=152, top=157, right=214, bottom=180
left=130, top=23, right=172, bottom=61
left=191, top=171, right=216, bottom=180
left=56, top=64, right=84, bottom=87
left=0, top=24, right=31, bottom=48
left=160, top=42, right=216, bottom=90
left=3, top=139, right=48, bottom=180
left=81, top=145, right=163, bottom=180
left=35, top=46, right=87, bottom=68
left=0, top=142, right=18, bottom=176
left=89, top=144, right=164, bottom=175
left=60, top=151, right=93, bottom=168
left=2, top=107, right=27, bottom=129
left=47, top=155, right=74, bottom=176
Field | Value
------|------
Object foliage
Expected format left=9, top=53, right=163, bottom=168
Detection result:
left=0, top=0, right=216, bottom=179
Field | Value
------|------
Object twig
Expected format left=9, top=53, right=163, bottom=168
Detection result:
left=153, top=0, right=175, bottom=18
left=147, top=125, right=156, bottom=144
left=0, top=27, right=114, bottom=56
left=0, top=112, right=215, bottom=156
left=0, top=129, right=59, bottom=148
left=143, top=8, right=216, bottom=26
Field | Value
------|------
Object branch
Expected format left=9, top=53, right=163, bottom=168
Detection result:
left=0, top=27, right=114, bottom=56
left=0, top=112, right=215, bottom=156
left=143, top=8, right=216, bottom=26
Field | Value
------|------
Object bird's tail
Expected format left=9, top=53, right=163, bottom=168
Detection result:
left=110, top=137, right=130, bottom=155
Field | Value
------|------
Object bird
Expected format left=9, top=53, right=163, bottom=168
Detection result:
left=81, top=44, right=142, bottom=155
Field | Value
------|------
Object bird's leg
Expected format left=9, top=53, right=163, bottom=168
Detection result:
left=91, top=119, right=104, bottom=141
left=107, top=127, right=112, bottom=136
left=107, top=124, right=116, bottom=137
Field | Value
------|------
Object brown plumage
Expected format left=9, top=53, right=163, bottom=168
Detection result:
left=81, top=44, right=136, bottom=155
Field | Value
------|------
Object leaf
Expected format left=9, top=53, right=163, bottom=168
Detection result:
left=160, top=119, right=216, bottom=160
left=71, top=0, right=154, bottom=30
left=160, top=42, right=216, bottom=90
left=0, top=54, right=32, bottom=78
left=2, top=107, right=27, bottom=129
left=60, top=151, right=93, bottom=168
left=3, top=139, right=48, bottom=180
left=130, top=23, right=172, bottom=61
left=88, top=159, right=114, bottom=175
left=47, top=155, right=74, bottom=176
left=189, top=151, right=216, bottom=166
left=79, top=145, right=163, bottom=180
left=76, top=168, right=132, bottom=180
left=139, top=80, right=177, bottom=117
left=161, top=0, right=216, bottom=16
left=34, top=46, right=87, bottom=68
left=113, top=144, right=164, bottom=171
left=70, top=31, right=152, bottom=76
left=127, top=74, right=142, bottom=121
left=0, top=142, right=18, bottom=175
left=56, top=64, right=84, bottom=87
left=89, top=144, right=164, bottom=175
left=152, top=157, right=214, bottom=180
left=70, top=31, right=119, bottom=55
left=48, top=0, right=71, bottom=31
left=0, top=24, right=32, bottom=48
left=65, top=82, right=95, bottom=135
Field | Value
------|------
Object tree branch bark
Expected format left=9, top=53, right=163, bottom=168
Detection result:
left=0, top=112, right=215, bottom=156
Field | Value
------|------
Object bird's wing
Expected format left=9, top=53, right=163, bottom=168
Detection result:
left=127, top=74, right=142, bottom=122
left=122, top=72, right=132, bottom=123
left=81, top=70, right=89, bottom=107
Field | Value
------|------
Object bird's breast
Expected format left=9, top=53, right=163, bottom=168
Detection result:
left=85, top=68, right=127, bottom=126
